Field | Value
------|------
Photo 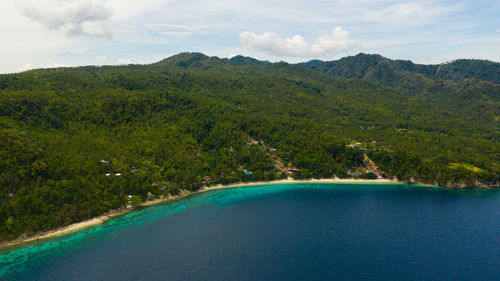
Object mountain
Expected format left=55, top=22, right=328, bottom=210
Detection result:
left=302, top=53, right=500, bottom=85
left=154, top=52, right=210, bottom=68
left=224, top=55, right=270, bottom=65
left=0, top=52, right=498, bottom=241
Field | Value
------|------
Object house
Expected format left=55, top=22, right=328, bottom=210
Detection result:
left=281, top=168, right=301, bottom=175
left=347, top=142, right=362, bottom=148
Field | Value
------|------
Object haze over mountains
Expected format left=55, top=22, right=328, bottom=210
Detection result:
left=0, top=52, right=498, bottom=241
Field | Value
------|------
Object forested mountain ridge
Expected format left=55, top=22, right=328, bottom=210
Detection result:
left=302, top=53, right=500, bottom=85
left=0, top=52, right=498, bottom=241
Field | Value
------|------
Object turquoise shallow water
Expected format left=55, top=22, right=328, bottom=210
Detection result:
left=1, top=183, right=500, bottom=280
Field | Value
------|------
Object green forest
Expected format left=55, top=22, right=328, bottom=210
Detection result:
left=0, top=52, right=499, bottom=241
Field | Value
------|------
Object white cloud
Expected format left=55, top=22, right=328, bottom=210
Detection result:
left=117, top=58, right=133, bottom=65
left=240, top=26, right=359, bottom=58
left=46, top=63, right=68, bottom=68
left=19, top=62, right=34, bottom=72
left=0, top=0, right=498, bottom=73
left=17, top=0, right=113, bottom=38
left=360, top=1, right=463, bottom=25
left=147, top=23, right=208, bottom=33
left=106, top=0, right=169, bottom=21
left=70, top=47, right=91, bottom=55
left=18, top=62, right=67, bottom=72
left=117, top=58, right=145, bottom=65
left=140, top=23, right=210, bottom=41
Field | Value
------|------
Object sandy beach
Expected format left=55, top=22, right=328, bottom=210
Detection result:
left=203, top=178, right=398, bottom=191
left=0, top=177, right=401, bottom=249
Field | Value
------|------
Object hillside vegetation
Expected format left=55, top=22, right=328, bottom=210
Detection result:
left=0, top=52, right=499, bottom=241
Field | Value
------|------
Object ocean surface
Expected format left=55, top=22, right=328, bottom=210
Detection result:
left=1, top=183, right=500, bottom=280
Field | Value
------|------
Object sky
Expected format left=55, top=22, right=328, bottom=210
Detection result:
left=1, top=0, right=499, bottom=73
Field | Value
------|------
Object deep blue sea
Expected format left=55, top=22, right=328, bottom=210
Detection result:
left=1, top=183, right=500, bottom=280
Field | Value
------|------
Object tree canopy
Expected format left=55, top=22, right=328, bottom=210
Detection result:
left=0, top=52, right=498, bottom=241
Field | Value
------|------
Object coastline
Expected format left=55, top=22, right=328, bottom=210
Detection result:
left=200, top=178, right=400, bottom=191
left=0, top=177, right=430, bottom=249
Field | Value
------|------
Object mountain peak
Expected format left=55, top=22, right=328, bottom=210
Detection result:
left=225, top=55, right=270, bottom=65
left=155, top=52, right=209, bottom=68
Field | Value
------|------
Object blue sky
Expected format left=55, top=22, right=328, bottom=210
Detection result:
left=1, top=0, right=499, bottom=73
